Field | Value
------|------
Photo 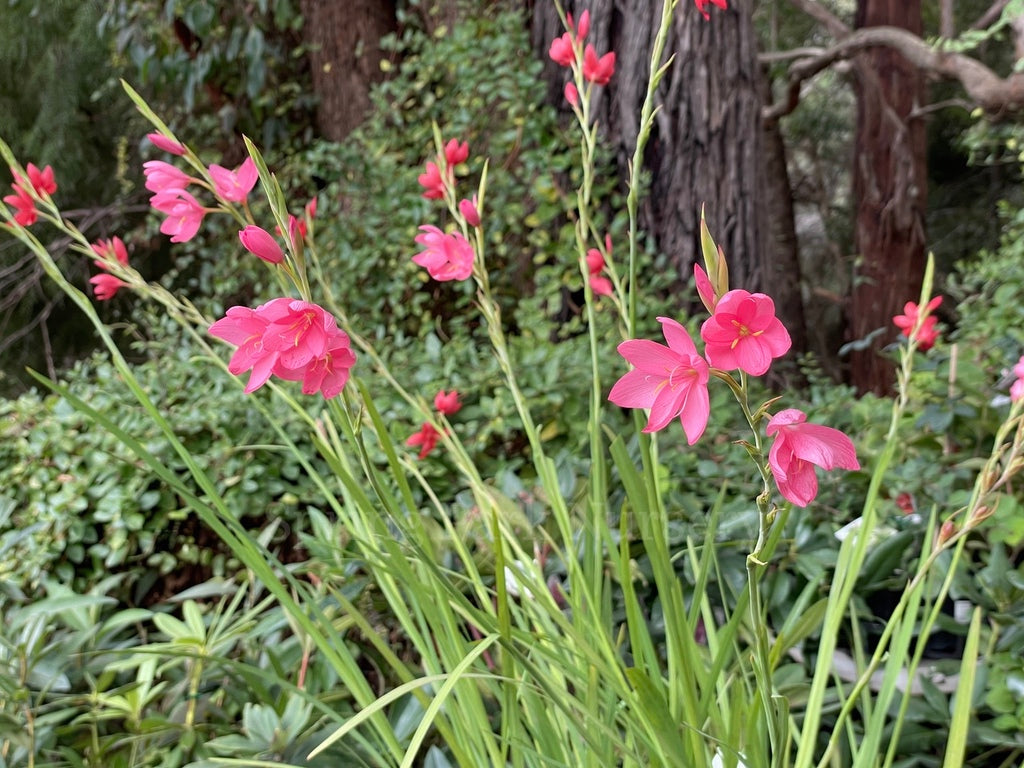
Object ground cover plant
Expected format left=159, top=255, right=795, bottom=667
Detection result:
left=4, top=1, right=1024, bottom=767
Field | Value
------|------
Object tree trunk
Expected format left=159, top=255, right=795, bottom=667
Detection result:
left=531, top=0, right=806, bottom=356
left=302, top=0, right=397, bottom=142
left=849, top=0, right=927, bottom=395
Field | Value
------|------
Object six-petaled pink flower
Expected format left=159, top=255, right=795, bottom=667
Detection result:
left=444, top=139, right=469, bottom=167
left=549, top=32, right=576, bottom=66
left=695, top=0, right=728, bottom=20
left=766, top=409, right=859, bottom=508
left=700, top=289, right=791, bottom=376
left=239, top=225, right=284, bottom=264
left=91, top=236, right=129, bottom=267
left=893, top=296, right=942, bottom=351
left=434, top=389, right=462, bottom=416
left=143, top=160, right=191, bottom=194
left=209, top=157, right=258, bottom=203
left=151, top=188, right=207, bottom=243
left=147, top=132, right=186, bottom=156
left=24, top=164, right=57, bottom=196
left=1010, top=356, right=1024, bottom=402
left=274, top=329, right=357, bottom=399
left=609, top=317, right=711, bottom=443
left=407, top=422, right=443, bottom=459
left=4, top=184, right=37, bottom=226
left=90, top=273, right=127, bottom=301
left=582, top=45, right=615, bottom=85
left=413, top=225, right=475, bottom=281
left=418, top=161, right=448, bottom=199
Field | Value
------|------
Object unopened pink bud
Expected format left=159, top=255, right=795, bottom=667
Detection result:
left=459, top=196, right=480, bottom=227
left=576, top=10, right=590, bottom=40
left=239, top=225, right=284, bottom=264
left=564, top=82, right=579, bottom=107
left=147, top=132, right=186, bottom=156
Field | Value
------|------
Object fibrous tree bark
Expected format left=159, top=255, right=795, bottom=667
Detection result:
left=848, top=0, right=927, bottom=395
left=302, top=0, right=398, bottom=142
left=531, top=0, right=807, bottom=357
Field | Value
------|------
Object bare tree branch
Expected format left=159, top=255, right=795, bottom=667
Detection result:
left=785, top=0, right=850, bottom=39
left=764, top=25, right=1024, bottom=123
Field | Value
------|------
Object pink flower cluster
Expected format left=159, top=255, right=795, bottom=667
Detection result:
left=89, top=236, right=130, bottom=301
left=548, top=9, right=616, bottom=103
left=609, top=267, right=858, bottom=507
left=413, top=138, right=478, bottom=282
left=143, top=135, right=260, bottom=244
left=407, top=388, right=462, bottom=459
left=893, top=296, right=942, bottom=350
left=209, top=298, right=356, bottom=399
left=3, top=163, right=57, bottom=227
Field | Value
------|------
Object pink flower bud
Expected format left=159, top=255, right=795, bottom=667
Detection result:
left=239, top=225, right=284, bottom=264
left=459, top=196, right=481, bottom=227
left=147, top=132, right=186, bottom=156
left=576, top=10, right=590, bottom=40
left=564, top=82, right=579, bottom=107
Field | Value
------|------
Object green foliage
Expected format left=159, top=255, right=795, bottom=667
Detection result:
left=102, top=0, right=312, bottom=151
left=0, top=345, right=333, bottom=604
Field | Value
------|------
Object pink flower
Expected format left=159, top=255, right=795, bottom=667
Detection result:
left=608, top=317, right=711, bottom=443
left=766, top=409, right=860, bottom=508
left=418, top=161, right=448, bottom=200
left=25, top=164, right=56, bottom=196
left=209, top=157, right=258, bottom=203
left=459, top=196, right=480, bottom=227
left=434, top=389, right=462, bottom=416
left=582, top=45, right=615, bottom=85
left=444, top=139, right=469, bottom=167
left=239, top=225, right=284, bottom=264
left=694, top=263, right=717, bottom=313
left=147, top=132, right=186, bottom=156
left=274, top=330, right=356, bottom=399
left=407, top=422, right=442, bottom=459
left=695, top=0, right=728, bottom=20
left=143, top=160, right=191, bottom=194
left=151, top=188, right=206, bottom=243
left=413, top=225, right=475, bottom=281
left=257, top=297, right=338, bottom=370
left=305, top=196, right=318, bottom=221
left=1010, top=355, right=1024, bottom=402
left=209, top=306, right=275, bottom=392
left=586, top=244, right=613, bottom=296
left=700, top=289, right=791, bottom=376
left=590, top=275, right=613, bottom=296
left=91, top=237, right=129, bottom=268
left=4, top=184, right=37, bottom=226
left=549, top=32, right=576, bottom=67
left=564, top=82, right=579, bottom=107
left=209, top=298, right=352, bottom=397
left=89, top=273, right=127, bottom=301
left=893, top=296, right=942, bottom=350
